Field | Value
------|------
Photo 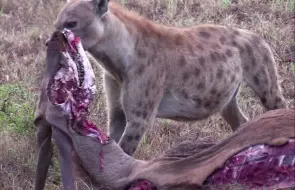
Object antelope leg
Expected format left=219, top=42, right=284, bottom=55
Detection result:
left=52, top=127, right=75, bottom=190
left=45, top=106, right=75, bottom=190
left=34, top=116, right=53, bottom=190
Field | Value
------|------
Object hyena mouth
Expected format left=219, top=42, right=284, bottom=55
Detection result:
left=46, top=29, right=109, bottom=150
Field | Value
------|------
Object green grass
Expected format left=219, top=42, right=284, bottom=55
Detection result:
left=0, top=83, right=35, bottom=133
left=222, top=0, right=231, bottom=8
left=287, top=0, right=295, bottom=10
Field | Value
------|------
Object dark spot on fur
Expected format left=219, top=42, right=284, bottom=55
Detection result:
left=183, top=72, right=189, bottom=81
left=179, top=55, right=187, bottom=67
left=196, top=45, right=204, bottom=51
left=216, top=92, right=222, bottom=98
left=197, top=82, right=205, bottom=89
left=204, top=101, right=212, bottom=108
left=245, top=44, right=253, bottom=55
left=210, top=89, right=217, bottom=95
left=135, top=135, right=140, bottom=141
left=223, top=77, right=228, bottom=83
left=219, top=36, right=226, bottom=45
left=199, top=57, right=206, bottom=66
left=226, top=49, right=233, bottom=57
left=210, top=52, right=220, bottom=62
left=188, top=45, right=195, bottom=54
left=199, top=31, right=211, bottom=39
left=127, top=135, right=133, bottom=142
left=264, top=54, right=270, bottom=63
left=244, top=65, right=249, bottom=71
left=137, top=48, right=146, bottom=58
left=260, top=97, right=267, bottom=104
left=145, top=89, right=149, bottom=97
left=143, top=103, right=148, bottom=110
left=275, top=96, right=282, bottom=103
left=150, top=81, right=157, bottom=89
left=217, top=68, right=223, bottom=79
left=212, top=43, right=221, bottom=50
left=233, top=30, right=240, bottom=36
left=253, top=76, right=260, bottom=85
left=251, top=58, right=257, bottom=67
left=259, top=68, right=268, bottom=85
left=135, top=111, right=141, bottom=117
left=194, top=68, right=200, bottom=78
left=142, top=111, right=148, bottom=118
left=245, top=44, right=256, bottom=67
left=231, top=75, right=236, bottom=82
left=220, top=54, right=227, bottom=62
left=137, top=65, right=145, bottom=75
left=210, top=73, right=214, bottom=81
left=232, top=41, right=244, bottom=54
left=235, top=65, right=240, bottom=72
left=232, top=41, right=238, bottom=46
left=214, top=99, right=220, bottom=106
left=182, top=91, right=189, bottom=99
left=121, top=142, right=126, bottom=149
left=137, top=101, right=142, bottom=107
left=135, top=122, right=142, bottom=129
left=252, top=35, right=262, bottom=44
left=147, top=56, right=155, bottom=66
left=175, top=34, right=184, bottom=45
left=148, top=101, right=154, bottom=110
left=193, top=97, right=201, bottom=104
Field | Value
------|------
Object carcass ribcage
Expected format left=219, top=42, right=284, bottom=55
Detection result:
left=205, top=139, right=295, bottom=189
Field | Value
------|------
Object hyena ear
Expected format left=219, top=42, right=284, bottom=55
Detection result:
left=92, top=0, right=110, bottom=17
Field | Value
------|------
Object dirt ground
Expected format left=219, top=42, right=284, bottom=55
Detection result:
left=0, top=0, right=294, bottom=189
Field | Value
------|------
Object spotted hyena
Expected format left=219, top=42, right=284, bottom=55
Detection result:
left=54, top=0, right=287, bottom=155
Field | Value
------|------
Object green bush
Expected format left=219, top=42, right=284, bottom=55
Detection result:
left=0, top=84, right=35, bottom=133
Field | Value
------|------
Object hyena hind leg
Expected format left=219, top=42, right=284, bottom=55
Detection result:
left=244, top=66, right=287, bottom=110
left=221, top=86, right=248, bottom=131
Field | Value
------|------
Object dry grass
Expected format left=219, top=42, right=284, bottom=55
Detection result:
left=0, top=0, right=294, bottom=189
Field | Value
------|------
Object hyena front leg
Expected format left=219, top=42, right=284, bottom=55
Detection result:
left=118, top=72, right=165, bottom=155
left=221, top=85, right=248, bottom=131
left=104, top=72, right=126, bottom=143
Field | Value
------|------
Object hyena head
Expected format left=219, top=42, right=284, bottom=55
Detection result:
left=55, top=0, right=110, bottom=50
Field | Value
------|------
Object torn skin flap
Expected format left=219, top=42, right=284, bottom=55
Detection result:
left=46, top=29, right=110, bottom=172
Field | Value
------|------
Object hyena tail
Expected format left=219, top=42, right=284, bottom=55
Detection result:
left=242, top=41, right=287, bottom=110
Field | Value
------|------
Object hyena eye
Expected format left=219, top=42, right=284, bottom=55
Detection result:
left=65, top=21, right=77, bottom=29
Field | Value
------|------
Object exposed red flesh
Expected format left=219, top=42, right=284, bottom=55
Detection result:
left=47, top=30, right=109, bottom=171
left=128, top=180, right=157, bottom=190
left=205, top=139, right=295, bottom=189
left=128, top=140, right=295, bottom=190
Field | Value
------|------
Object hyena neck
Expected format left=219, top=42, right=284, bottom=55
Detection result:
left=88, top=10, right=136, bottom=82
left=88, top=2, right=165, bottom=82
